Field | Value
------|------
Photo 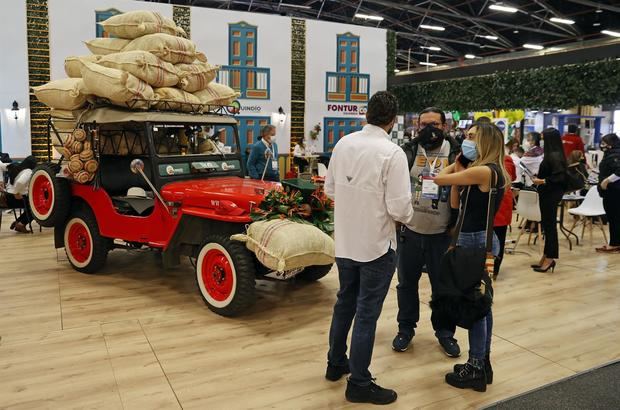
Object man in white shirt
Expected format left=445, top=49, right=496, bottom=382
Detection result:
left=0, top=156, right=37, bottom=233
left=324, top=91, right=414, bottom=405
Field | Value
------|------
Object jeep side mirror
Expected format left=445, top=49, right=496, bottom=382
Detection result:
left=130, top=159, right=144, bottom=174
left=129, top=159, right=170, bottom=214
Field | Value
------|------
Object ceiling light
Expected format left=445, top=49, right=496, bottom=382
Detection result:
left=523, top=43, right=544, bottom=50
left=394, top=69, right=400, bottom=73
left=419, top=62, right=438, bottom=67
left=484, top=35, right=499, bottom=40
left=420, top=24, right=445, bottom=31
left=279, top=3, right=312, bottom=9
left=543, top=111, right=551, bottom=114
left=513, top=29, right=519, bottom=33
left=595, top=9, right=603, bottom=14
left=550, top=17, right=575, bottom=25
left=421, top=46, right=441, bottom=51
left=593, top=22, right=601, bottom=27
left=489, top=4, right=518, bottom=13
left=354, top=13, right=384, bottom=21
left=465, top=54, right=476, bottom=59
left=602, top=30, right=620, bottom=38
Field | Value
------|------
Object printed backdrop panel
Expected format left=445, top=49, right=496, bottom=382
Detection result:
left=191, top=7, right=291, bottom=153
left=305, top=19, right=387, bottom=152
left=48, top=0, right=173, bottom=81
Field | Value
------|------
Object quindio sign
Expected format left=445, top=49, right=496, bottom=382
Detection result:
left=327, top=104, right=367, bottom=115
left=240, top=106, right=262, bottom=113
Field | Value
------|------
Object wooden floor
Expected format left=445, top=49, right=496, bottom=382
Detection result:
left=0, top=212, right=619, bottom=410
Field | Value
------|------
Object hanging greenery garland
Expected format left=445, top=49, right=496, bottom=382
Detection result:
left=390, top=58, right=620, bottom=112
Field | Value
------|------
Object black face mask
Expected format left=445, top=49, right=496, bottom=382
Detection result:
left=417, top=125, right=445, bottom=150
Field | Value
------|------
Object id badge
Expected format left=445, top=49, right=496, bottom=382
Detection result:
left=421, top=175, right=439, bottom=199
left=272, top=160, right=278, bottom=170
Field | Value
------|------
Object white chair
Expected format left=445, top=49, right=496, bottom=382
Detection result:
left=317, top=163, right=327, bottom=178
left=568, top=186, right=607, bottom=243
left=507, top=190, right=543, bottom=255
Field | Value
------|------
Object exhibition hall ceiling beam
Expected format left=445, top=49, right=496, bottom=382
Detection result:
left=431, top=0, right=514, bottom=48
left=532, top=0, right=582, bottom=36
left=360, top=0, right=572, bottom=38
left=564, top=0, right=620, bottom=14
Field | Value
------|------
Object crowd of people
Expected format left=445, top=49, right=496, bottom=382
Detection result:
left=323, top=90, right=620, bottom=405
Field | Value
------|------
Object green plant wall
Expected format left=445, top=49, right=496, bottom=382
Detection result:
left=387, top=30, right=396, bottom=80
left=391, top=58, right=620, bottom=112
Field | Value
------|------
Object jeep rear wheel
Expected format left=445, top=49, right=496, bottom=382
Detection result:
left=196, top=235, right=256, bottom=317
left=64, top=208, right=108, bottom=273
left=297, top=264, right=333, bottom=281
left=29, top=164, right=70, bottom=227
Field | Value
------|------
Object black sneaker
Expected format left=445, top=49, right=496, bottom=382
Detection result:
left=391, top=332, right=413, bottom=352
left=453, top=355, right=493, bottom=384
left=345, top=379, right=397, bottom=405
left=438, top=337, right=461, bottom=358
left=445, top=362, right=487, bottom=392
left=325, top=362, right=350, bottom=382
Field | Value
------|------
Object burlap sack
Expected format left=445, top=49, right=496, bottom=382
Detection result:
left=153, top=87, right=202, bottom=112
left=32, top=78, right=90, bottom=110
left=176, top=62, right=219, bottom=93
left=84, top=38, right=131, bottom=55
left=50, top=109, right=77, bottom=149
left=98, top=51, right=179, bottom=88
left=231, top=220, right=335, bottom=272
left=123, top=33, right=206, bottom=64
left=81, top=61, right=154, bottom=110
left=193, top=83, right=239, bottom=106
left=99, top=10, right=186, bottom=39
left=65, top=55, right=101, bottom=78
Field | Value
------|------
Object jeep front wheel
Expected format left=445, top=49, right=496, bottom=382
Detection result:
left=195, top=235, right=256, bottom=317
left=64, top=209, right=108, bottom=273
left=297, top=264, right=333, bottom=281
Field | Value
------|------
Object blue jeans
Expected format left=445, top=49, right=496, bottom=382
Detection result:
left=456, top=231, right=499, bottom=360
left=396, top=229, right=455, bottom=339
left=327, top=250, right=396, bottom=386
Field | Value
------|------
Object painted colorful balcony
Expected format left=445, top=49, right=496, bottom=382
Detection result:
left=218, top=66, right=270, bottom=100
left=325, top=72, right=370, bottom=103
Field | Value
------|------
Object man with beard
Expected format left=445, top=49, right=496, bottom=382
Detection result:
left=392, top=107, right=462, bottom=356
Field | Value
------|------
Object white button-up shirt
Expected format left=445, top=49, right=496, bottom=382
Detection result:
left=325, top=124, right=415, bottom=262
left=0, top=162, right=33, bottom=196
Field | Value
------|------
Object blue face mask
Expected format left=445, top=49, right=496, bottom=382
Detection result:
left=462, top=139, right=478, bottom=161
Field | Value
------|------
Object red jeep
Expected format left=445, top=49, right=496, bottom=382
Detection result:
left=29, top=106, right=333, bottom=316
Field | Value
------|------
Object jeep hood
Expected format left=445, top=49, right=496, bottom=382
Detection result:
left=161, top=177, right=279, bottom=213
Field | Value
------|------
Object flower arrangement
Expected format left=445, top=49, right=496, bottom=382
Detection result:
left=250, top=185, right=334, bottom=234
left=309, top=123, right=321, bottom=140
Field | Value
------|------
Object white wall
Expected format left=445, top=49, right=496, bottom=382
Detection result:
left=48, top=0, right=173, bottom=81
left=191, top=7, right=291, bottom=153
left=305, top=19, right=387, bottom=151
left=0, top=0, right=31, bottom=158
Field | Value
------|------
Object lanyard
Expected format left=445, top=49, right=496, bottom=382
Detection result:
left=420, top=140, right=447, bottom=173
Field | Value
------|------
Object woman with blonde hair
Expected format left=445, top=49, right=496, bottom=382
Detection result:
left=433, top=122, right=510, bottom=392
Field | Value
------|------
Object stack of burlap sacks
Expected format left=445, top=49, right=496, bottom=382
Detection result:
left=33, top=10, right=240, bottom=175
left=33, top=10, right=239, bottom=118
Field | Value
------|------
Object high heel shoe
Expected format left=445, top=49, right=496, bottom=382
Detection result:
left=530, top=264, right=541, bottom=268
left=533, top=260, right=556, bottom=273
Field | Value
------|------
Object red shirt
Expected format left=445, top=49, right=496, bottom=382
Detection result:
left=494, top=156, right=516, bottom=227
left=561, top=133, right=585, bottom=159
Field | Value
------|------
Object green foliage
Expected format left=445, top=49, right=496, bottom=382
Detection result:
left=390, top=58, right=620, bottom=112
left=387, top=30, right=396, bottom=79
left=251, top=186, right=334, bottom=234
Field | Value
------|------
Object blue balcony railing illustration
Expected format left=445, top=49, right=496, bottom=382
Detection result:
left=218, top=66, right=270, bottom=100
left=325, top=72, right=370, bottom=103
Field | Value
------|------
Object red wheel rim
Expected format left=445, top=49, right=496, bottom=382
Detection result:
left=32, top=174, right=54, bottom=217
left=68, top=222, right=91, bottom=264
left=201, top=249, right=233, bottom=302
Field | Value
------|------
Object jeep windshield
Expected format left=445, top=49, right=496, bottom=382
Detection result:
left=152, top=123, right=239, bottom=158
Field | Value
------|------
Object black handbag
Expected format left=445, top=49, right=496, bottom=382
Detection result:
left=430, top=167, right=498, bottom=330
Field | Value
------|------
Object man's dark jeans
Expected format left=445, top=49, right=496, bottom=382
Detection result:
left=396, top=228, right=455, bottom=339
left=327, top=249, right=396, bottom=386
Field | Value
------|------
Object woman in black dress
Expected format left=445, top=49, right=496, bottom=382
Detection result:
left=531, top=128, right=567, bottom=272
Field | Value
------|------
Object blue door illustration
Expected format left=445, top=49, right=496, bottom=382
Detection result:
left=324, top=117, right=365, bottom=151
left=96, top=8, right=121, bottom=38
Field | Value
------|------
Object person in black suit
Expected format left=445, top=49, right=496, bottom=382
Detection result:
left=531, top=128, right=567, bottom=273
